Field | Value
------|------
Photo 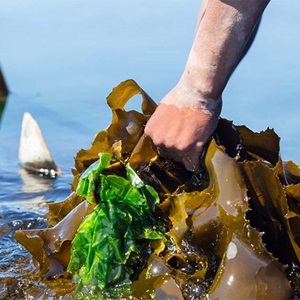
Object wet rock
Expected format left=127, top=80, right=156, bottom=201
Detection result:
left=0, top=67, right=8, bottom=97
left=19, top=112, right=61, bottom=177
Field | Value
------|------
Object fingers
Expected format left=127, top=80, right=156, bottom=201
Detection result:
left=182, top=155, right=201, bottom=172
left=151, top=141, right=203, bottom=173
left=181, top=144, right=203, bottom=172
left=144, top=95, right=218, bottom=173
left=145, top=113, right=204, bottom=172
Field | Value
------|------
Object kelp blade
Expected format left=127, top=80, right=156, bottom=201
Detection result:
left=13, top=80, right=300, bottom=299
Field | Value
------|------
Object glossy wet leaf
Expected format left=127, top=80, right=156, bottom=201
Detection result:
left=15, top=200, right=93, bottom=276
left=13, top=80, right=300, bottom=299
left=283, top=161, right=300, bottom=184
left=144, top=139, right=291, bottom=299
left=236, top=125, right=280, bottom=165
left=46, top=192, right=84, bottom=226
left=72, top=79, right=156, bottom=188
left=68, top=153, right=164, bottom=298
left=242, top=160, right=300, bottom=264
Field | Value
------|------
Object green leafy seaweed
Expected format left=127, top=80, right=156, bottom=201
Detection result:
left=68, top=152, right=165, bottom=298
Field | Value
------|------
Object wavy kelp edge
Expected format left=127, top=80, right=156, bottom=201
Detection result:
left=71, top=79, right=157, bottom=191
left=14, top=80, right=300, bottom=299
left=128, top=137, right=294, bottom=299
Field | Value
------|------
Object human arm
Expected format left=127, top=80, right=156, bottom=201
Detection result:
left=144, top=0, right=270, bottom=171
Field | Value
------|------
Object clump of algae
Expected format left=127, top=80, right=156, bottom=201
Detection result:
left=12, top=80, right=300, bottom=299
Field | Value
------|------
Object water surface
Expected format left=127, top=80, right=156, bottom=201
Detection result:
left=0, top=0, right=299, bottom=296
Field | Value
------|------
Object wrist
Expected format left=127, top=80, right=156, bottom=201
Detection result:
left=178, top=66, right=223, bottom=102
left=161, top=81, right=222, bottom=115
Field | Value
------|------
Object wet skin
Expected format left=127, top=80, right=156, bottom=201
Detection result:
left=145, top=88, right=222, bottom=172
left=145, top=0, right=270, bottom=171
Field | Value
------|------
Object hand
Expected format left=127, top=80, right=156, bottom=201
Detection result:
left=144, top=85, right=222, bottom=172
left=144, top=0, right=268, bottom=172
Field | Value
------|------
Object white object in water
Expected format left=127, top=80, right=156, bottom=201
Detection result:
left=19, top=112, right=61, bottom=177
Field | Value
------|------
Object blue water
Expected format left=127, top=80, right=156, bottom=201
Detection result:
left=0, top=0, right=299, bottom=292
left=1, top=1, right=299, bottom=167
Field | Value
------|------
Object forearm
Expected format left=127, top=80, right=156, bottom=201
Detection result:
left=179, top=0, right=270, bottom=100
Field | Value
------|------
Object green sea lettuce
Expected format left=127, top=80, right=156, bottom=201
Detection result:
left=67, top=152, right=165, bottom=298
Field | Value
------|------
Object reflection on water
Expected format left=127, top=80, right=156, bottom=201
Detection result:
left=0, top=167, right=71, bottom=284
left=20, top=169, right=55, bottom=193
left=0, top=97, right=6, bottom=125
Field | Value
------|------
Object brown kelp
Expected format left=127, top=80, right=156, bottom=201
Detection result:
left=12, top=80, right=300, bottom=299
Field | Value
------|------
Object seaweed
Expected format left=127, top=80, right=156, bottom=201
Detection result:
left=14, top=79, right=300, bottom=299
left=68, top=153, right=164, bottom=298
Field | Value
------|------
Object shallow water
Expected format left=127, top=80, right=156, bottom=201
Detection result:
left=0, top=0, right=299, bottom=298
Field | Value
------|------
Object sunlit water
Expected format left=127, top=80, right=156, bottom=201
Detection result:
left=0, top=0, right=299, bottom=296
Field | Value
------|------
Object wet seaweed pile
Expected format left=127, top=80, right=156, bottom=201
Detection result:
left=5, top=80, right=300, bottom=299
